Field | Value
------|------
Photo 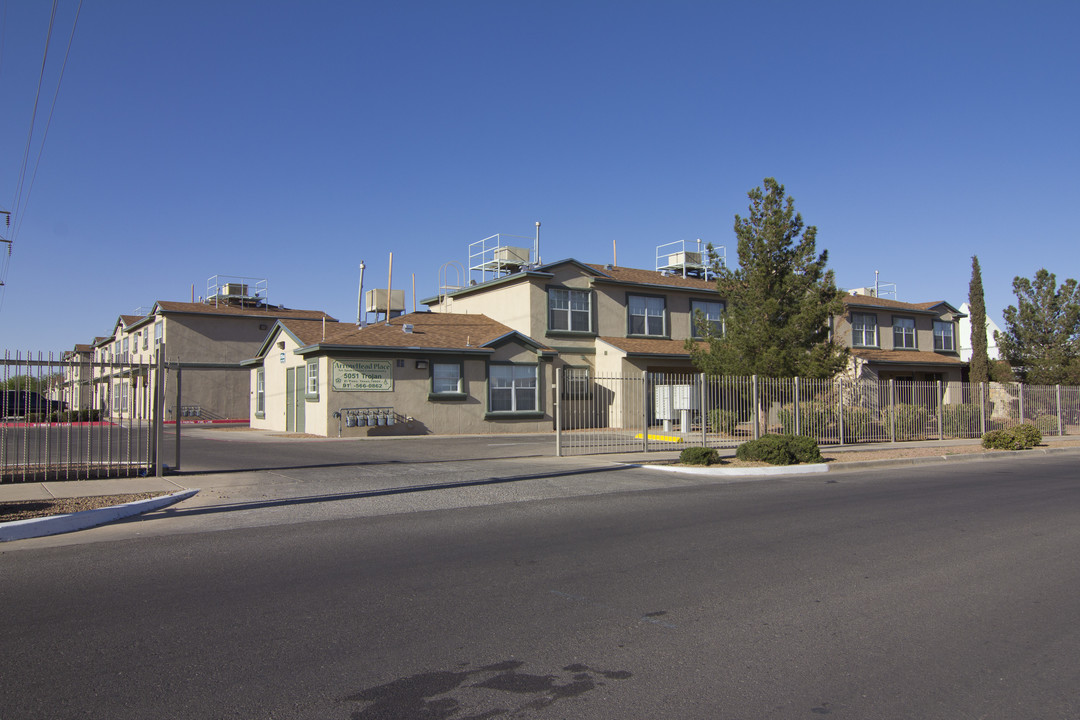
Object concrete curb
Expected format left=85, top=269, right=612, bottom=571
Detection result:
left=628, top=444, right=1080, bottom=478
left=0, top=489, right=200, bottom=543
left=630, top=462, right=830, bottom=476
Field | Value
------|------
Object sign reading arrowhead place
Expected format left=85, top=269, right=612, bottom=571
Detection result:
left=332, top=359, right=393, bottom=391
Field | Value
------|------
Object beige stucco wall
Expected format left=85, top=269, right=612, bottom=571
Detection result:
left=431, top=282, right=540, bottom=337
left=252, top=337, right=555, bottom=437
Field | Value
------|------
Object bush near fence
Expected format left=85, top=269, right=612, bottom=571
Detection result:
left=736, top=435, right=823, bottom=465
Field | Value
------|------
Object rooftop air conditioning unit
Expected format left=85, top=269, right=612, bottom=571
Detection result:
left=668, top=251, right=702, bottom=267
left=495, top=246, right=531, bottom=265
left=222, top=283, right=248, bottom=297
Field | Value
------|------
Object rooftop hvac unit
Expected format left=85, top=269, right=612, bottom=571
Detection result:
left=221, top=283, right=249, bottom=297
left=667, top=251, right=702, bottom=267
left=494, top=246, right=531, bottom=266
left=365, top=288, right=406, bottom=313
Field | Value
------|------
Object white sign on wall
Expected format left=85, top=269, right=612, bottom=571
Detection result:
left=332, top=359, right=393, bottom=391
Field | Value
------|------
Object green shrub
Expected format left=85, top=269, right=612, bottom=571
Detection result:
left=982, top=423, right=1042, bottom=450
left=841, top=406, right=880, bottom=441
left=736, top=434, right=823, bottom=465
left=982, top=428, right=1023, bottom=450
left=778, top=401, right=833, bottom=436
left=1011, top=423, right=1042, bottom=448
left=884, top=404, right=930, bottom=440
left=679, top=447, right=721, bottom=465
left=943, top=403, right=981, bottom=438
left=48, top=409, right=101, bottom=422
left=708, top=409, right=739, bottom=435
left=1035, top=414, right=1059, bottom=436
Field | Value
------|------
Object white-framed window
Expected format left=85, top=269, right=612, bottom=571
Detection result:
left=690, top=299, right=725, bottom=338
left=933, top=321, right=955, bottom=351
left=548, top=288, right=591, bottom=332
left=893, top=316, right=916, bottom=349
left=142, top=331, right=148, bottom=350
left=255, top=369, right=265, bottom=416
left=154, top=321, right=163, bottom=346
left=563, top=366, right=591, bottom=399
left=851, top=312, right=878, bottom=347
left=489, top=364, right=537, bottom=413
left=112, top=382, right=121, bottom=413
left=432, top=362, right=463, bottom=394
left=306, top=359, right=319, bottom=397
left=629, top=295, right=666, bottom=336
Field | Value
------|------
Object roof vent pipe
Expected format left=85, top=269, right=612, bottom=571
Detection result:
left=403, top=324, right=414, bottom=334
left=534, top=221, right=541, bottom=267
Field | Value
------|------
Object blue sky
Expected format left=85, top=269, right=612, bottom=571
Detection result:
left=1, top=1, right=1077, bottom=352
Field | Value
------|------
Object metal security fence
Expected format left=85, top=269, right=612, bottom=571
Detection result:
left=555, top=369, right=1080, bottom=456
left=1, top=350, right=164, bottom=482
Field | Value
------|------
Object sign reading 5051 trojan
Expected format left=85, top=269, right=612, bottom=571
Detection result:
left=331, top=359, right=393, bottom=391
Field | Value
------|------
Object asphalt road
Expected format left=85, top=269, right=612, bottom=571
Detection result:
left=3, top=454, right=1079, bottom=719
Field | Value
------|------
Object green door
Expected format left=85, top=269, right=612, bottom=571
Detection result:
left=286, top=369, right=295, bottom=432
left=295, top=366, right=306, bottom=433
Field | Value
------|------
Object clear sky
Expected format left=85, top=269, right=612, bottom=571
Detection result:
left=1, top=1, right=1077, bottom=352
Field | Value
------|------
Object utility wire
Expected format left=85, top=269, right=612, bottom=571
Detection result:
left=12, top=0, right=83, bottom=243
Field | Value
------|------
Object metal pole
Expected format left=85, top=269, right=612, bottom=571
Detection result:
left=794, top=377, right=801, bottom=436
left=174, top=366, right=182, bottom=471
left=889, top=378, right=896, bottom=443
left=1056, top=384, right=1064, bottom=436
left=555, top=369, right=563, bottom=457
left=837, top=377, right=845, bottom=446
left=979, top=382, right=986, bottom=436
left=752, top=375, right=759, bottom=440
left=699, top=373, right=707, bottom=447
left=154, top=346, right=165, bottom=477
left=937, top=380, right=944, bottom=440
left=1018, top=383, right=1024, bottom=425
left=641, top=371, right=649, bottom=453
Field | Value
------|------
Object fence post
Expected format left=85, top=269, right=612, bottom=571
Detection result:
left=555, top=369, right=562, bottom=457
left=794, top=376, right=801, bottom=436
left=837, top=377, right=845, bottom=446
left=889, top=379, right=896, bottom=443
left=1056, top=384, right=1064, bottom=436
left=174, top=366, right=182, bottom=472
left=699, top=373, right=707, bottom=447
left=641, top=371, right=649, bottom=453
left=1018, top=383, right=1024, bottom=425
left=751, top=375, right=760, bottom=440
left=979, top=382, right=986, bottom=436
left=937, top=380, right=944, bottom=440
left=153, top=346, right=165, bottom=477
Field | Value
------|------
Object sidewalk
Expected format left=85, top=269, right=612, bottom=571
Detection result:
left=4, top=435, right=1078, bottom=504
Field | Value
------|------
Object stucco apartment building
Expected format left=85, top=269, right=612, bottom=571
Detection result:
left=89, top=287, right=333, bottom=422
left=836, top=293, right=967, bottom=384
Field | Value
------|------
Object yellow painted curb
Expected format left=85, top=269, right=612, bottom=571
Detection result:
left=633, top=433, right=685, bottom=443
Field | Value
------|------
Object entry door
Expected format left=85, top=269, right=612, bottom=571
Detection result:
left=285, top=366, right=306, bottom=433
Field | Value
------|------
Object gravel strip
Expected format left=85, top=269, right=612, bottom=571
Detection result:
left=0, top=493, right=169, bottom=523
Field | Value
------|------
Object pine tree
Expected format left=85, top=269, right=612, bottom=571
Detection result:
left=967, top=256, right=990, bottom=383
left=689, top=178, right=847, bottom=378
left=998, top=269, right=1080, bottom=384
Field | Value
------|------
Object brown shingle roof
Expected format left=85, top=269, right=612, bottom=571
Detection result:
left=155, top=301, right=334, bottom=321
left=120, top=314, right=146, bottom=326
left=278, top=313, right=550, bottom=353
left=842, top=294, right=946, bottom=313
left=586, top=264, right=717, bottom=291
left=598, top=336, right=707, bottom=357
left=851, top=349, right=965, bottom=366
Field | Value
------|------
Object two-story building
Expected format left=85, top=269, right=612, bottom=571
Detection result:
left=836, top=293, right=967, bottom=384
left=87, top=281, right=334, bottom=422
left=423, top=258, right=721, bottom=379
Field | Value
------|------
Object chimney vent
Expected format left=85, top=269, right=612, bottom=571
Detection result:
left=403, top=323, right=414, bottom=334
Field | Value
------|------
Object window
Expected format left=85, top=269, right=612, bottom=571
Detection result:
left=255, top=369, right=265, bottom=417
left=489, top=364, right=537, bottom=413
left=934, top=321, right=955, bottom=351
left=629, top=295, right=666, bottom=336
left=690, top=299, right=725, bottom=338
left=432, top=362, right=462, bottom=395
left=112, top=382, right=121, bottom=413
left=548, top=288, right=591, bottom=332
left=851, top=313, right=878, bottom=347
left=306, top=359, right=319, bottom=398
left=142, top=331, right=148, bottom=350
left=154, top=321, right=163, bottom=346
left=893, top=316, right=916, bottom=349
left=563, top=367, right=590, bottom=399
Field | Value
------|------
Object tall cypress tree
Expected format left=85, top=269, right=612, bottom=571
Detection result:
left=968, top=255, right=990, bottom=383
left=689, top=178, right=847, bottom=378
